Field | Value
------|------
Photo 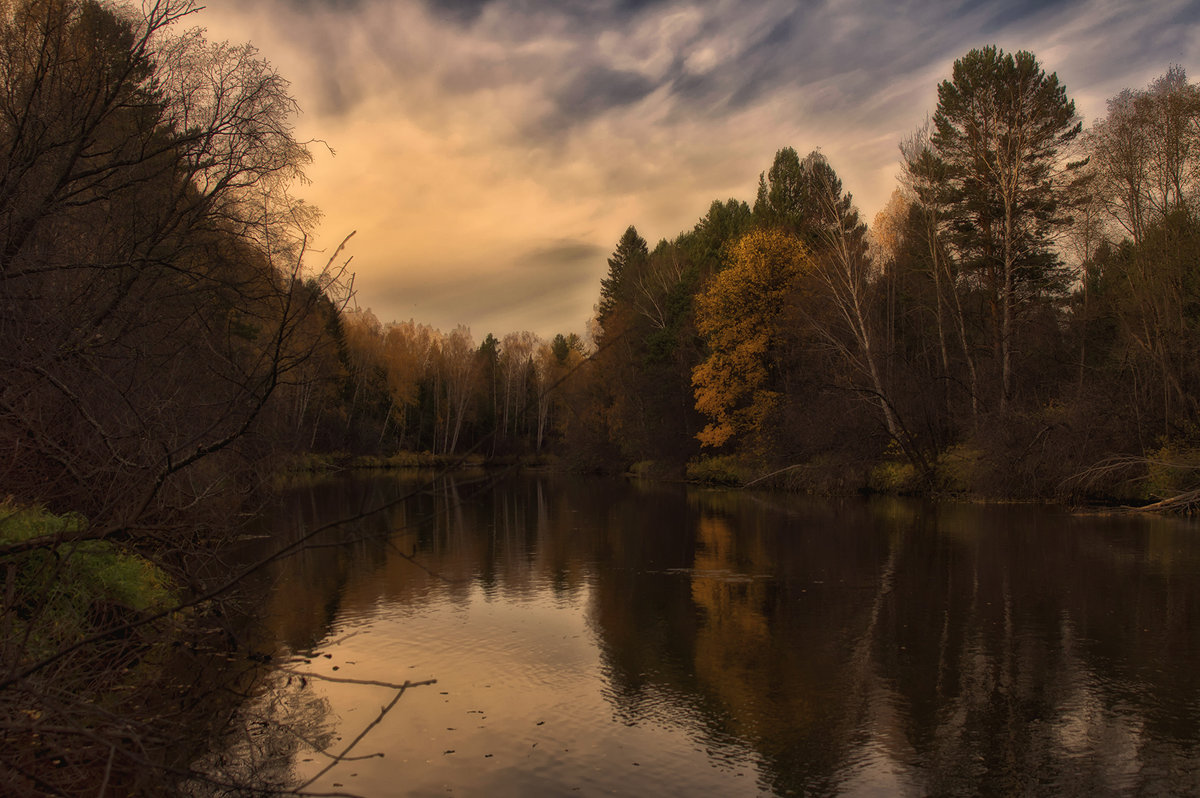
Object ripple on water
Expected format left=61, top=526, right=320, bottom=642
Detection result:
left=294, top=581, right=768, bottom=797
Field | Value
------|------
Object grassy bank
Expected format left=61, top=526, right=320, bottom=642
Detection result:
left=0, top=501, right=176, bottom=662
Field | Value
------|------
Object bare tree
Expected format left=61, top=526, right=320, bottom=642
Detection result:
left=0, top=1, right=355, bottom=792
left=498, top=331, right=537, bottom=444
left=438, top=325, right=477, bottom=455
left=900, top=124, right=981, bottom=419
left=804, top=153, right=930, bottom=476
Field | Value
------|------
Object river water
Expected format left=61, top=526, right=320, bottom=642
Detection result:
left=205, top=472, right=1200, bottom=796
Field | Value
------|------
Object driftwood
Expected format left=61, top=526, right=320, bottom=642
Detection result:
left=1125, top=490, right=1200, bottom=515
left=1067, top=454, right=1200, bottom=515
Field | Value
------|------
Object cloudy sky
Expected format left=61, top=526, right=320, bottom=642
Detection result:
left=195, top=0, right=1199, bottom=340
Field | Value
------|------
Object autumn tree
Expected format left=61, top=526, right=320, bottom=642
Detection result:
left=380, top=320, right=437, bottom=447
left=497, top=331, right=538, bottom=446
left=341, top=309, right=387, bottom=436
left=932, top=46, right=1082, bottom=410
left=1054, top=68, right=1200, bottom=449
left=692, top=229, right=810, bottom=450
left=435, top=325, right=478, bottom=454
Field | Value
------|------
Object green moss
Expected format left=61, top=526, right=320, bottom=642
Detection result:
left=72, top=545, right=175, bottom=613
left=0, top=501, right=86, bottom=541
left=1, top=501, right=176, bottom=654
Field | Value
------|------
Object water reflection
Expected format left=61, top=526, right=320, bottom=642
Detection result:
left=210, top=474, right=1200, bottom=796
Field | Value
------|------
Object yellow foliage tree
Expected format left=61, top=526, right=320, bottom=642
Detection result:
left=692, top=229, right=810, bottom=448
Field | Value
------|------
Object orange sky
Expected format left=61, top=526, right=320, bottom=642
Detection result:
left=196, top=0, right=1198, bottom=340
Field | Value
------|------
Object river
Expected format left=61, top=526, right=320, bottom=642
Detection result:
left=196, top=471, right=1200, bottom=796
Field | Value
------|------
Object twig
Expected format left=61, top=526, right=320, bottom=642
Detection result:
left=743, top=463, right=813, bottom=488
left=297, top=680, right=433, bottom=791
left=278, top=670, right=434, bottom=692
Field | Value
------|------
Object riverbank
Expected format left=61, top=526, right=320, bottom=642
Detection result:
left=280, top=445, right=1200, bottom=515
left=0, top=498, right=313, bottom=794
left=283, top=450, right=557, bottom=473
left=661, top=447, right=1200, bottom=515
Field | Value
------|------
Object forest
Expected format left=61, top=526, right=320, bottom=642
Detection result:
left=313, top=51, right=1200, bottom=509
left=2, top=0, right=1200, bottom=792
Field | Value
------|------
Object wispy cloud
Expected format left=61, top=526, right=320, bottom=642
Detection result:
left=197, top=0, right=1198, bottom=338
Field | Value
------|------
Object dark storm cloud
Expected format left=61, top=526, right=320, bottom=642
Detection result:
left=555, top=67, right=659, bottom=119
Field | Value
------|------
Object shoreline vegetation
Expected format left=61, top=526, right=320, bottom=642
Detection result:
left=3, top=0, right=1200, bottom=792
left=243, top=54, right=1200, bottom=517
left=281, top=449, right=1192, bottom=514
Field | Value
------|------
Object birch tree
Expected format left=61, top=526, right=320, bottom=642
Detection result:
left=900, top=124, right=981, bottom=418
left=805, top=156, right=907, bottom=446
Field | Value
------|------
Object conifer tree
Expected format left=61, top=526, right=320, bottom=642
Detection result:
left=932, top=46, right=1082, bottom=409
left=597, top=225, right=649, bottom=336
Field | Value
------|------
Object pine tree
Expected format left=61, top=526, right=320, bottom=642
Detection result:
left=932, top=46, right=1082, bottom=409
left=596, top=225, right=648, bottom=335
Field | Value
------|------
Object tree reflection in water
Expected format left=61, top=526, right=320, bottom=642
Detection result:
left=186, top=669, right=336, bottom=795
left=197, top=474, right=1200, bottom=796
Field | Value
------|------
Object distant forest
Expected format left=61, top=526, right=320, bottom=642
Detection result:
left=306, top=49, right=1200, bottom=506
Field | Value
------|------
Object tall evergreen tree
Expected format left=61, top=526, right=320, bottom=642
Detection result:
left=684, top=198, right=752, bottom=275
left=753, top=148, right=864, bottom=251
left=753, top=147, right=808, bottom=234
left=932, top=46, right=1082, bottom=410
left=596, top=225, right=648, bottom=337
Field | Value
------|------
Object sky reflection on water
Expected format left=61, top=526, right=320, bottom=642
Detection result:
left=229, top=474, right=1200, bottom=797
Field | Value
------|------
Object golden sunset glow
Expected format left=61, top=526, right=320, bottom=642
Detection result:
left=196, top=0, right=1196, bottom=338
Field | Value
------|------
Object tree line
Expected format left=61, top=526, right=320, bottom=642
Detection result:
left=75, top=41, right=1191, bottom=512
left=322, top=312, right=586, bottom=459
left=572, top=47, right=1200, bottom=503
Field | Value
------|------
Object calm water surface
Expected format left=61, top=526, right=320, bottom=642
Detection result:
left=221, top=472, right=1200, bottom=796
